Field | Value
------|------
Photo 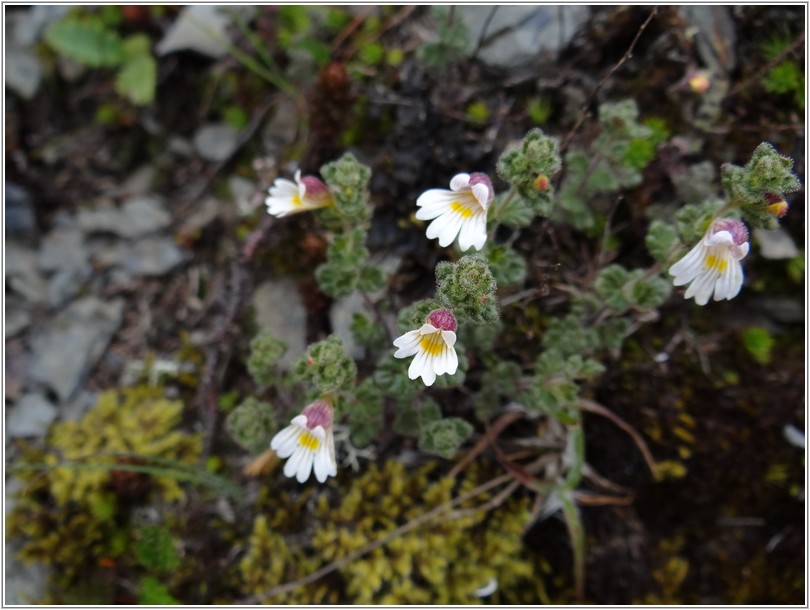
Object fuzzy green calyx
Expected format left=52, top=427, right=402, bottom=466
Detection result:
left=319, top=152, right=373, bottom=228
left=435, top=254, right=499, bottom=325
left=248, top=331, right=288, bottom=385
left=721, top=142, right=802, bottom=229
left=292, top=334, right=357, bottom=392
left=496, top=128, right=562, bottom=216
left=225, top=397, right=277, bottom=454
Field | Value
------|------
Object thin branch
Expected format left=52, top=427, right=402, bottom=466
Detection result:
left=579, top=398, right=658, bottom=479
left=560, top=7, right=658, bottom=153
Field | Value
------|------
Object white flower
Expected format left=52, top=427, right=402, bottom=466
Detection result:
left=393, top=308, right=459, bottom=386
left=265, top=170, right=332, bottom=217
left=416, top=172, right=494, bottom=251
left=669, top=218, right=750, bottom=305
left=270, top=401, right=337, bottom=483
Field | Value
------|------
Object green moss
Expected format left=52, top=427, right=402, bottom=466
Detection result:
left=6, top=387, right=203, bottom=597
left=237, top=460, right=542, bottom=603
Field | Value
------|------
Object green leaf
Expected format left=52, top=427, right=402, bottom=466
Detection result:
left=121, top=33, right=152, bottom=60
left=133, top=525, right=180, bottom=572
left=628, top=275, right=672, bottom=310
left=646, top=220, right=681, bottom=263
left=115, top=54, right=156, bottom=105
left=137, top=576, right=180, bottom=605
left=418, top=417, right=473, bottom=459
left=45, top=17, right=124, bottom=67
left=487, top=244, right=527, bottom=286
left=497, top=194, right=535, bottom=228
left=593, top=265, right=633, bottom=312
left=357, top=266, right=386, bottom=293
left=740, top=326, right=775, bottom=365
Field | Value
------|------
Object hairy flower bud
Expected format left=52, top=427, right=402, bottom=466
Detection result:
left=764, top=192, right=789, bottom=218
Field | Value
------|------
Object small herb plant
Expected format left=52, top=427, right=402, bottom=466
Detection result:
left=231, top=100, right=801, bottom=600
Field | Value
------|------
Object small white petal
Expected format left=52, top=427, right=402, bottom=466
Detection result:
left=283, top=448, right=305, bottom=479
left=449, top=173, right=471, bottom=191
left=271, top=426, right=301, bottom=458
left=436, top=214, right=465, bottom=247
left=420, top=362, right=437, bottom=386
left=470, top=183, right=490, bottom=208
left=731, top=242, right=750, bottom=260
left=408, top=348, right=429, bottom=380
left=393, top=330, right=422, bottom=358
left=445, top=346, right=459, bottom=375
left=418, top=323, right=438, bottom=335
left=706, top=230, right=734, bottom=247
left=295, top=449, right=315, bottom=483
left=440, top=330, right=456, bottom=347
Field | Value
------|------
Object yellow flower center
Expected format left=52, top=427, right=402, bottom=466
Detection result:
left=450, top=200, right=476, bottom=218
left=292, top=195, right=304, bottom=207
left=299, top=430, right=321, bottom=451
left=419, top=331, right=444, bottom=356
left=705, top=254, right=728, bottom=272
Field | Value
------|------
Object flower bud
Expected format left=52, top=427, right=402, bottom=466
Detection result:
left=533, top=174, right=550, bottom=191
left=427, top=308, right=458, bottom=332
left=688, top=70, right=711, bottom=94
left=764, top=192, right=789, bottom=218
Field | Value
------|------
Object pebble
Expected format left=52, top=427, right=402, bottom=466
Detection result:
left=5, top=392, right=58, bottom=439
left=193, top=123, right=241, bottom=162
left=252, top=279, right=307, bottom=369
left=456, top=6, right=590, bottom=69
left=753, top=227, right=799, bottom=260
left=122, top=236, right=186, bottom=276
left=156, top=5, right=236, bottom=59
left=28, top=297, right=124, bottom=402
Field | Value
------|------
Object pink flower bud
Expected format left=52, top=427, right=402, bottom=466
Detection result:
left=302, top=400, right=333, bottom=430
left=427, top=308, right=458, bottom=332
left=711, top=218, right=749, bottom=246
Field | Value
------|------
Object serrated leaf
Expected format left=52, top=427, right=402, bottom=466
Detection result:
left=115, top=54, right=156, bottom=105
left=418, top=417, right=473, bottom=459
left=45, top=17, right=124, bottom=67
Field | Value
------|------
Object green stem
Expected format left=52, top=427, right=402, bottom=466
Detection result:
left=560, top=491, right=586, bottom=602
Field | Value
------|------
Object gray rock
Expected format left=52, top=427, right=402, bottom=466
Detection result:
left=330, top=292, right=371, bottom=360
left=5, top=307, right=31, bottom=338
left=4, top=541, right=50, bottom=605
left=229, top=175, right=261, bottom=216
left=178, top=196, right=221, bottom=236
left=76, top=204, right=125, bottom=235
left=122, top=236, right=186, bottom=276
left=6, top=46, right=42, bottom=99
left=679, top=6, right=737, bottom=74
left=61, top=390, right=98, bottom=423
left=47, top=265, right=92, bottom=307
left=7, top=242, right=47, bottom=302
left=121, top=195, right=173, bottom=237
left=252, top=279, right=307, bottom=369
left=108, top=164, right=157, bottom=198
left=5, top=181, right=38, bottom=241
left=6, top=393, right=58, bottom=438
left=38, top=226, right=88, bottom=273
left=753, top=227, right=799, bottom=260
left=456, top=6, right=590, bottom=69
left=5, top=341, right=30, bottom=402
left=29, top=297, right=124, bottom=402
left=7, top=5, right=70, bottom=47
left=193, top=122, right=241, bottom=162
left=156, top=5, right=235, bottom=59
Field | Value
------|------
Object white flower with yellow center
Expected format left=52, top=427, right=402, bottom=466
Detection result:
left=393, top=308, right=459, bottom=386
left=265, top=170, right=333, bottom=217
left=416, top=172, right=494, bottom=251
left=669, top=218, right=750, bottom=305
left=270, top=400, right=337, bottom=483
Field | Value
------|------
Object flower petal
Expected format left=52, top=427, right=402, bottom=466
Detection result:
left=449, top=173, right=471, bottom=191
